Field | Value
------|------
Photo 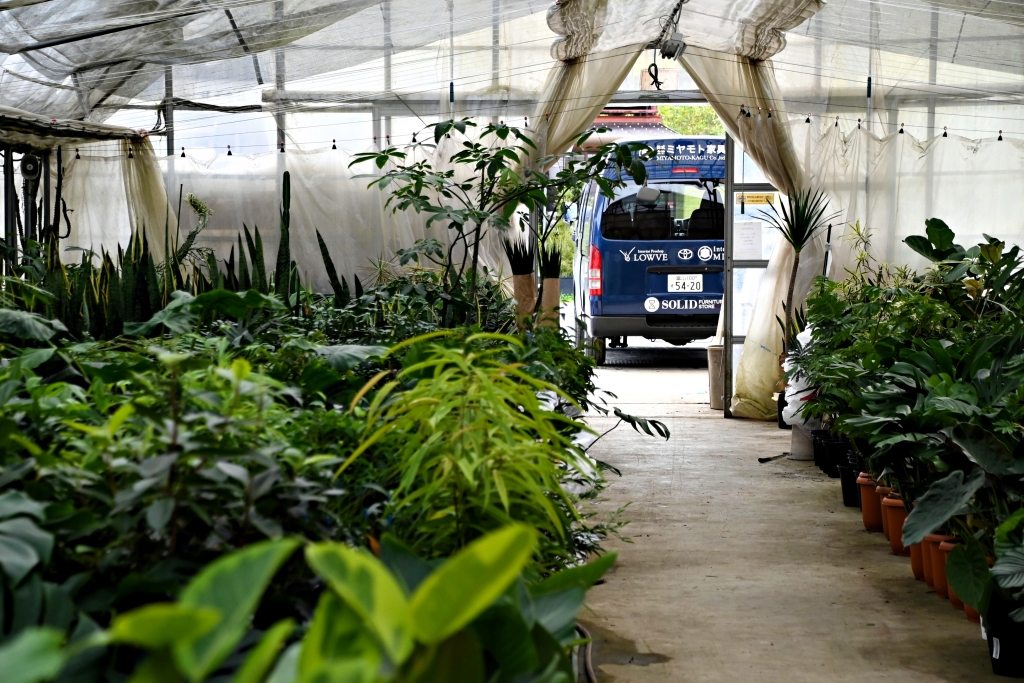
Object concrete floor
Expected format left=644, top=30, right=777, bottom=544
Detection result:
left=581, top=354, right=998, bottom=683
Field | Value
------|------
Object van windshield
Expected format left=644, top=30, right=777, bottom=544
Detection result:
left=599, top=183, right=724, bottom=241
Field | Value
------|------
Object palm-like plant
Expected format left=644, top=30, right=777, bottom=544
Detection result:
left=760, top=188, right=839, bottom=351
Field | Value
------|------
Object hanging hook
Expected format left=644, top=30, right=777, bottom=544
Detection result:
left=805, top=113, right=810, bottom=123
left=75, top=148, right=81, bottom=159
left=127, top=146, right=134, bottom=159
left=942, top=126, right=948, bottom=137
left=181, top=147, right=186, bottom=157
left=899, top=123, right=904, bottom=134
left=857, top=118, right=862, bottom=129
left=227, top=145, right=233, bottom=156
left=332, top=139, right=337, bottom=149
left=999, top=130, right=1004, bottom=141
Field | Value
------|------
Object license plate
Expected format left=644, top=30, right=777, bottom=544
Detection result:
left=667, top=274, right=703, bottom=292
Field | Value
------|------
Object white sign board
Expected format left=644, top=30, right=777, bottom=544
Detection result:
left=734, top=220, right=763, bottom=261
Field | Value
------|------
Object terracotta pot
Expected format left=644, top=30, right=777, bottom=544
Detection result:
left=927, top=534, right=956, bottom=599
left=882, top=496, right=910, bottom=556
left=965, top=603, right=982, bottom=624
left=908, top=544, right=925, bottom=581
left=940, top=541, right=965, bottom=610
left=876, top=486, right=893, bottom=539
left=922, top=535, right=937, bottom=587
left=858, top=474, right=882, bottom=532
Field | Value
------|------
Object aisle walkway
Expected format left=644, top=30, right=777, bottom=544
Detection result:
left=582, top=363, right=997, bottom=683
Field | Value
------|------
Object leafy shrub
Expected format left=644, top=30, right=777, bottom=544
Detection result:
left=0, top=525, right=613, bottom=683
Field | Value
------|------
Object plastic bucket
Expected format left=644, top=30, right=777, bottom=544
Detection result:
left=707, top=345, right=724, bottom=411
left=987, top=594, right=1024, bottom=677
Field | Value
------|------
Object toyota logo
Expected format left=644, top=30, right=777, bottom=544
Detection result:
left=678, top=248, right=693, bottom=260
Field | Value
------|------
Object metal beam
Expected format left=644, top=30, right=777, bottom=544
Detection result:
left=262, top=91, right=536, bottom=117
left=164, top=66, right=175, bottom=156
left=609, top=90, right=706, bottom=104
left=723, top=133, right=735, bottom=419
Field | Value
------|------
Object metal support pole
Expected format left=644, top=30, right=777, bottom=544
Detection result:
left=925, top=6, right=938, bottom=219
left=724, top=134, right=735, bottom=419
left=3, top=146, right=15, bottom=274
left=274, top=0, right=286, bottom=152
left=42, top=150, right=50, bottom=235
left=491, top=0, right=500, bottom=90
left=382, top=0, right=392, bottom=142
left=164, top=66, right=175, bottom=156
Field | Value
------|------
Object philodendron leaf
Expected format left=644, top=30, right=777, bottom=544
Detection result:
left=109, top=603, right=221, bottom=650
left=950, top=425, right=1020, bottom=475
left=410, top=524, right=536, bottom=645
left=316, top=345, right=389, bottom=373
left=378, top=535, right=434, bottom=594
left=0, top=309, right=64, bottom=341
left=925, top=217, right=955, bottom=251
left=174, top=538, right=300, bottom=682
left=0, top=627, right=65, bottom=683
left=0, top=534, right=41, bottom=584
left=305, top=543, right=413, bottom=664
left=902, top=469, right=985, bottom=547
left=946, top=535, right=992, bottom=612
left=471, top=601, right=538, bottom=679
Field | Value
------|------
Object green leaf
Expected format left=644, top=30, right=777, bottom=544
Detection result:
left=378, top=535, right=433, bottom=594
left=297, top=592, right=380, bottom=683
left=190, top=289, right=282, bottom=320
left=0, top=535, right=41, bottom=584
left=405, top=629, right=484, bottom=683
left=124, top=292, right=196, bottom=336
left=530, top=588, right=585, bottom=644
left=230, top=619, right=295, bottom=683
left=470, top=601, right=537, bottom=678
left=0, top=491, right=47, bottom=521
left=992, top=548, right=1024, bottom=590
left=904, top=235, right=937, bottom=261
left=0, top=517, right=53, bottom=566
left=946, top=536, right=992, bottom=611
left=305, top=542, right=413, bottom=664
left=0, top=309, right=64, bottom=341
left=925, top=218, right=954, bottom=251
left=529, top=552, right=616, bottom=596
left=110, top=603, right=221, bottom=649
left=316, top=345, right=389, bottom=373
left=902, top=469, right=986, bottom=547
left=174, top=539, right=300, bottom=682
left=951, top=425, right=1020, bottom=475
left=410, top=524, right=536, bottom=645
left=0, top=628, right=65, bottom=683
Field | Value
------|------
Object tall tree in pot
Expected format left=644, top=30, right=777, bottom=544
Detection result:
left=759, top=189, right=837, bottom=351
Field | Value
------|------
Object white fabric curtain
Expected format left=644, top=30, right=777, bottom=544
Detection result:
left=62, top=137, right=174, bottom=262
left=163, top=145, right=510, bottom=292
left=680, top=47, right=826, bottom=420
left=799, top=123, right=1024, bottom=277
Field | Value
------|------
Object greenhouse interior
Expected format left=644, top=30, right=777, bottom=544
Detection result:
left=3, top=0, right=1024, bottom=680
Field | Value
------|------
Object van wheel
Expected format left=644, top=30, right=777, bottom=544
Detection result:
left=591, top=337, right=606, bottom=366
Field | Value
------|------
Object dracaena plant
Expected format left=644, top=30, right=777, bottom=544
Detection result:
left=759, top=188, right=839, bottom=351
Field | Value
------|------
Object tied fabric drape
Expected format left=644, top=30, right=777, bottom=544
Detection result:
left=680, top=47, right=826, bottom=420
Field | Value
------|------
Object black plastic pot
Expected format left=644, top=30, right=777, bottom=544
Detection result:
left=836, top=465, right=860, bottom=508
left=777, top=394, right=792, bottom=430
left=811, top=430, right=829, bottom=470
left=821, top=440, right=848, bottom=479
left=987, top=594, right=1024, bottom=677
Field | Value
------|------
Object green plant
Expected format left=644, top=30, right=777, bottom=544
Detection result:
left=759, top=189, right=838, bottom=351
left=337, top=333, right=597, bottom=569
left=352, top=119, right=651, bottom=327
left=2, top=525, right=614, bottom=683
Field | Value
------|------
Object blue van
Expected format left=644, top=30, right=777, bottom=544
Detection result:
left=574, top=137, right=726, bottom=363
